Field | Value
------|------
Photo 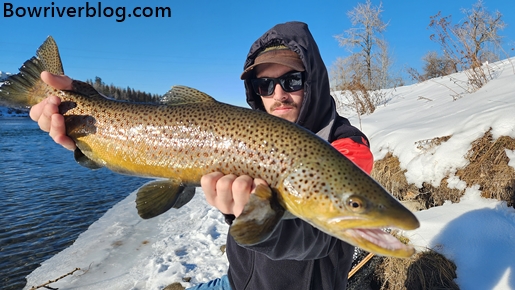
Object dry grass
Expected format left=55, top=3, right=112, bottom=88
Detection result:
left=375, top=249, right=459, bottom=290
left=456, top=129, right=515, bottom=206
left=371, top=152, right=419, bottom=202
left=163, top=283, right=185, bottom=290
left=414, top=135, right=452, bottom=152
left=348, top=233, right=459, bottom=290
left=371, top=130, right=515, bottom=208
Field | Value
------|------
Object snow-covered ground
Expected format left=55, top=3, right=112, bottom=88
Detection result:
left=407, top=188, right=515, bottom=290
left=24, top=58, right=515, bottom=289
left=24, top=189, right=229, bottom=290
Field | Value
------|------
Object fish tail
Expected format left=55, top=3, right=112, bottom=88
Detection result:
left=0, top=36, right=64, bottom=108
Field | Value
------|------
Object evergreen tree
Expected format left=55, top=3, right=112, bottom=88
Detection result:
left=85, top=77, right=161, bottom=103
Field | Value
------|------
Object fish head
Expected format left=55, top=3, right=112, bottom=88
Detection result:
left=278, top=158, right=420, bottom=258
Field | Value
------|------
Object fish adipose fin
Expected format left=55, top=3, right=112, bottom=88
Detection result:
left=0, top=36, right=63, bottom=108
left=230, top=184, right=285, bottom=245
left=161, top=85, right=217, bottom=105
left=136, top=179, right=196, bottom=219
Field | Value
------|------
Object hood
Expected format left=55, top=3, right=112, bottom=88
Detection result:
left=243, top=21, right=337, bottom=138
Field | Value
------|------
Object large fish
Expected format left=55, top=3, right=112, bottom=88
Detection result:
left=0, top=37, right=419, bottom=257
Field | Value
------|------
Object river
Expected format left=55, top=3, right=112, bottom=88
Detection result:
left=0, top=117, right=148, bottom=289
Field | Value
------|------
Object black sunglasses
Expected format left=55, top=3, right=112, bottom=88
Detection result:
left=250, top=71, right=304, bottom=97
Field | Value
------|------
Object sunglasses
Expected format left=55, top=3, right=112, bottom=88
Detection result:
left=250, top=71, right=304, bottom=97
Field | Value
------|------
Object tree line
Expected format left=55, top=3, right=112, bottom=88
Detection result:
left=86, top=76, right=162, bottom=103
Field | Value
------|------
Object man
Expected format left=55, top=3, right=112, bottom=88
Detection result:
left=31, top=22, right=373, bottom=290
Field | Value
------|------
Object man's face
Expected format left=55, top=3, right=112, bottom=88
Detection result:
left=254, top=63, right=304, bottom=123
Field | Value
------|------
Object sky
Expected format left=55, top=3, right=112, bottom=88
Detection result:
left=1, top=0, right=514, bottom=106
left=21, top=57, right=515, bottom=289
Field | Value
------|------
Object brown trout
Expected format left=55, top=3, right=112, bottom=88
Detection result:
left=0, top=37, right=419, bottom=257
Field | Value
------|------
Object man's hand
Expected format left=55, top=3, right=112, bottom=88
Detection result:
left=201, top=172, right=268, bottom=217
left=29, top=71, right=75, bottom=151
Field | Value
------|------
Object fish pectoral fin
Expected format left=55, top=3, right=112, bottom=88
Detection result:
left=135, top=179, right=195, bottom=219
left=74, top=148, right=103, bottom=170
left=229, top=184, right=285, bottom=245
left=171, top=186, right=196, bottom=209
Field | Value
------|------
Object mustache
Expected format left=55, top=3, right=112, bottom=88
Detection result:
left=270, top=101, right=298, bottom=111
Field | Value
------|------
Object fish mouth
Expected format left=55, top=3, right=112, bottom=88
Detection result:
left=321, top=215, right=417, bottom=257
left=341, top=228, right=415, bottom=258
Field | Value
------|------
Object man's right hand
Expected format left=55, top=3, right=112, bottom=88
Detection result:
left=201, top=172, right=268, bottom=218
left=30, top=71, right=76, bottom=151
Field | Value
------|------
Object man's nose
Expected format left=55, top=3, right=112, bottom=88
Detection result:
left=272, top=84, right=288, bottom=101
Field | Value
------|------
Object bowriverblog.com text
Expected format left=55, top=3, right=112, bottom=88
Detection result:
left=3, top=2, right=171, bottom=22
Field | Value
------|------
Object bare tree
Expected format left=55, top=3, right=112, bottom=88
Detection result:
left=429, top=0, right=506, bottom=92
left=407, top=51, right=458, bottom=82
left=422, top=51, right=457, bottom=79
left=332, top=0, right=395, bottom=118
left=334, top=0, right=389, bottom=91
left=375, top=38, right=404, bottom=88
left=330, top=55, right=362, bottom=92
left=457, top=0, right=504, bottom=66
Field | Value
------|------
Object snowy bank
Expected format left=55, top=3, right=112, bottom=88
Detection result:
left=24, top=188, right=229, bottom=289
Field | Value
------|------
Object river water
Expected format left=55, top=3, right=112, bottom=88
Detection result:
left=0, top=118, right=148, bottom=289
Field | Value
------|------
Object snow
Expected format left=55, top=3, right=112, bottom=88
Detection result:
left=0, top=71, right=11, bottom=80
left=24, top=58, right=515, bottom=289
left=507, top=149, right=515, bottom=170
left=25, top=189, right=229, bottom=289
left=406, top=187, right=515, bottom=289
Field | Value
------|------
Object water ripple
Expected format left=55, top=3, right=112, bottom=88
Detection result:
left=0, top=118, right=148, bottom=289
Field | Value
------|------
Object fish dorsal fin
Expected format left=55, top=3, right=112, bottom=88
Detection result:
left=161, top=85, right=217, bottom=105
left=70, top=80, right=106, bottom=100
left=37, top=36, right=64, bottom=75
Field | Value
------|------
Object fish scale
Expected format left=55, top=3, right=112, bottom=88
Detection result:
left=0, top=36, right=420, bottom=258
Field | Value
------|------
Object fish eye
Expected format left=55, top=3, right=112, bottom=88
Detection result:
left=346, top=196, right=366, bottom=213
